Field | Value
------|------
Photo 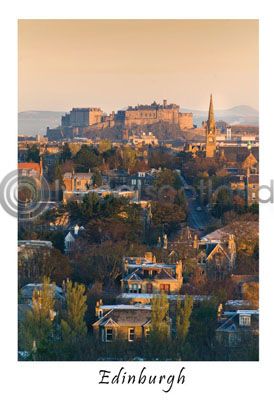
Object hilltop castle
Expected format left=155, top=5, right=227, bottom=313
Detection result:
left=46, top=100, right=193, bottom=140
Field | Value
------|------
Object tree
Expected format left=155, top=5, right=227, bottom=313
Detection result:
left=60, top=143, right=72, bottom=162
left=18, top=248, right=72, bottom=288
left=149, top=293, right=170, bottom=358
left=61, top=280, right=88, bottom=341
left=176, top=295, right=194, bottom=344
left=154, top=169, right=182, bottom=191
left=74, top=145, right=101, bottom=170
left=121, top=146, right=137, bottom=171
left=19, top=277, right=56, bottom=355
left=26, top=145, right=40, bottom=163
left=212, top=187, right=233, bottom=218
left=93, top=170, right=103, bottom=187
left=98, top=139, right=112, bottom=153
left=242, top=282, right=259, bottom=309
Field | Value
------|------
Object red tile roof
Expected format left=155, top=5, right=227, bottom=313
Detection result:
left=18, top=162, right=41, bottom=174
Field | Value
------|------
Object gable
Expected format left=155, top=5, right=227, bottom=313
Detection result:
left=206, top=243, right=230, bottom=262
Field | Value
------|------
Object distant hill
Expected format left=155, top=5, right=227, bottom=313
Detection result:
left=18, top=111, right=65, bottom=136
left=18, top=105, right=259, bottom=136
left=181, top=105, right=259, bottom=126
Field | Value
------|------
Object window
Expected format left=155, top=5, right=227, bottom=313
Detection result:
left=229, top=332, right=241, bottom=347
left=146, top=283, right=153, bottom=293
left=160, top=284, right=170, bottom=294
left=239, top=315, right=251, bottom=326
left=128, top=328, right=135, bottom=342
left=106, top=328, right=113, bottom=342
left=129, top=284, right=141, bottom=293
left=145, top=328, right=150, bottom=340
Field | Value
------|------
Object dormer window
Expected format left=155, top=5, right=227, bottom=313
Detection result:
left=239, top=314, right=251, bottom=326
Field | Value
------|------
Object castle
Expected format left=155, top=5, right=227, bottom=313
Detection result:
left=46, top=100, right=193, bottom=140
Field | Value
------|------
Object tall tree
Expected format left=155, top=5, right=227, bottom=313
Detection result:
left=176, top=295, right=194, bottom=344
left=150, top=293, right=169, bottom=347
left=19, top=277, right=56, bottom=355
left=61, top=280, right=88, bottom=341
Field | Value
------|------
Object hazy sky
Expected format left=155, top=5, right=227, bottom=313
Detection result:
left=18, top=19, right=258, bottom=112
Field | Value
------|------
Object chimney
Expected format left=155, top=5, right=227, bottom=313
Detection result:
left=124, top=259, right=129, bottom=274
left=217, top=303, right=223, bottom=320
left=176, top=260, right=183, bottom=280
left=95, top=299, right=103, bottom=318
left=163, top=234, right=168, bottom=250
left=145, top=252, right=153, bottom=262
left=193, top=234, right=199, bottom=249
left=163, top=99, right=167, bottom=108
left=228, top=234, right=236, bottom=254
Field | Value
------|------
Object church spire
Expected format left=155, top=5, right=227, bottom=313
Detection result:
left=205, top=94, right=217, bottom=158
left=207, top=94, right=215, bottom=131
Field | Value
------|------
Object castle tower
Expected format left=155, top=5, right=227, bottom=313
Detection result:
left=205, top=94, right=217, bottom=158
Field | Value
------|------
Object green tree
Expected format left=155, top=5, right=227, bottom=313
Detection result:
left=149, top=293, right=170, bottom=358
left=176, top=295, right=193, bottom=343
left=19, top=277, right=56, bottom=355
left=61, top=280, right=87, bottom=341
left=212, top=187, right=233, bottom=218
left=121, top=147, right=137, bottom=171
left=26, top=144, right=40, bottom=163
left=61, top=143, right=72, bottom=162
left=155, top=169, right=182, bottom=190
left=74, top=145, right=101, bottom=170
left=93, top=170, right=103, bottom=187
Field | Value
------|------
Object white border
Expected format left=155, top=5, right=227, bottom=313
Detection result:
left=1, top=1, right=273, bottom=399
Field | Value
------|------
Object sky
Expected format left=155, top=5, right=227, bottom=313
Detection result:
left=18, top=19, right=258, bottom=113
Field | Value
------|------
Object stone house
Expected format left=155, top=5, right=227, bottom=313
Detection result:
left=121, top=253, right=183, bottom=294
left=193, top=233, right=236, bottom=278
left=92, top=303, right=152, bottom=343
left=216, top=309, right=259, bottom=348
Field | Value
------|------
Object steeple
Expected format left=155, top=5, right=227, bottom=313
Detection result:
left=207, top=94, right=215, bottom=132
left=205, top=94, right=217, bottom=158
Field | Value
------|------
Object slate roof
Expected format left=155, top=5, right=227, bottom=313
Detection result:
left=93, top=307, right=151, bottom=327
left=20, top=283, right=64, bottom=302
left=63, top=172, right=92, bottom=180
left=216, top=310, right=259, bottom=333
left=123, top=267, right=176, bottom=282
left=222, top=147, right=259, bottom=163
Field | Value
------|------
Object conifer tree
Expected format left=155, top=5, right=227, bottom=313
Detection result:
left=149, top=292, right=170, bottom=358
left=61, top=280, right=88, bottom=341
left=19, top=277, right=56, bottom=355
left=176, top=294, right=194, bottom=344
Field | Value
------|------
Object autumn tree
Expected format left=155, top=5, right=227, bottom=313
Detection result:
left=242, top=282, right=259, bottom=309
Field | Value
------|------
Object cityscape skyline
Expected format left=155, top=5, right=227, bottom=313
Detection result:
left=19, top=20, right=258, bottom=112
